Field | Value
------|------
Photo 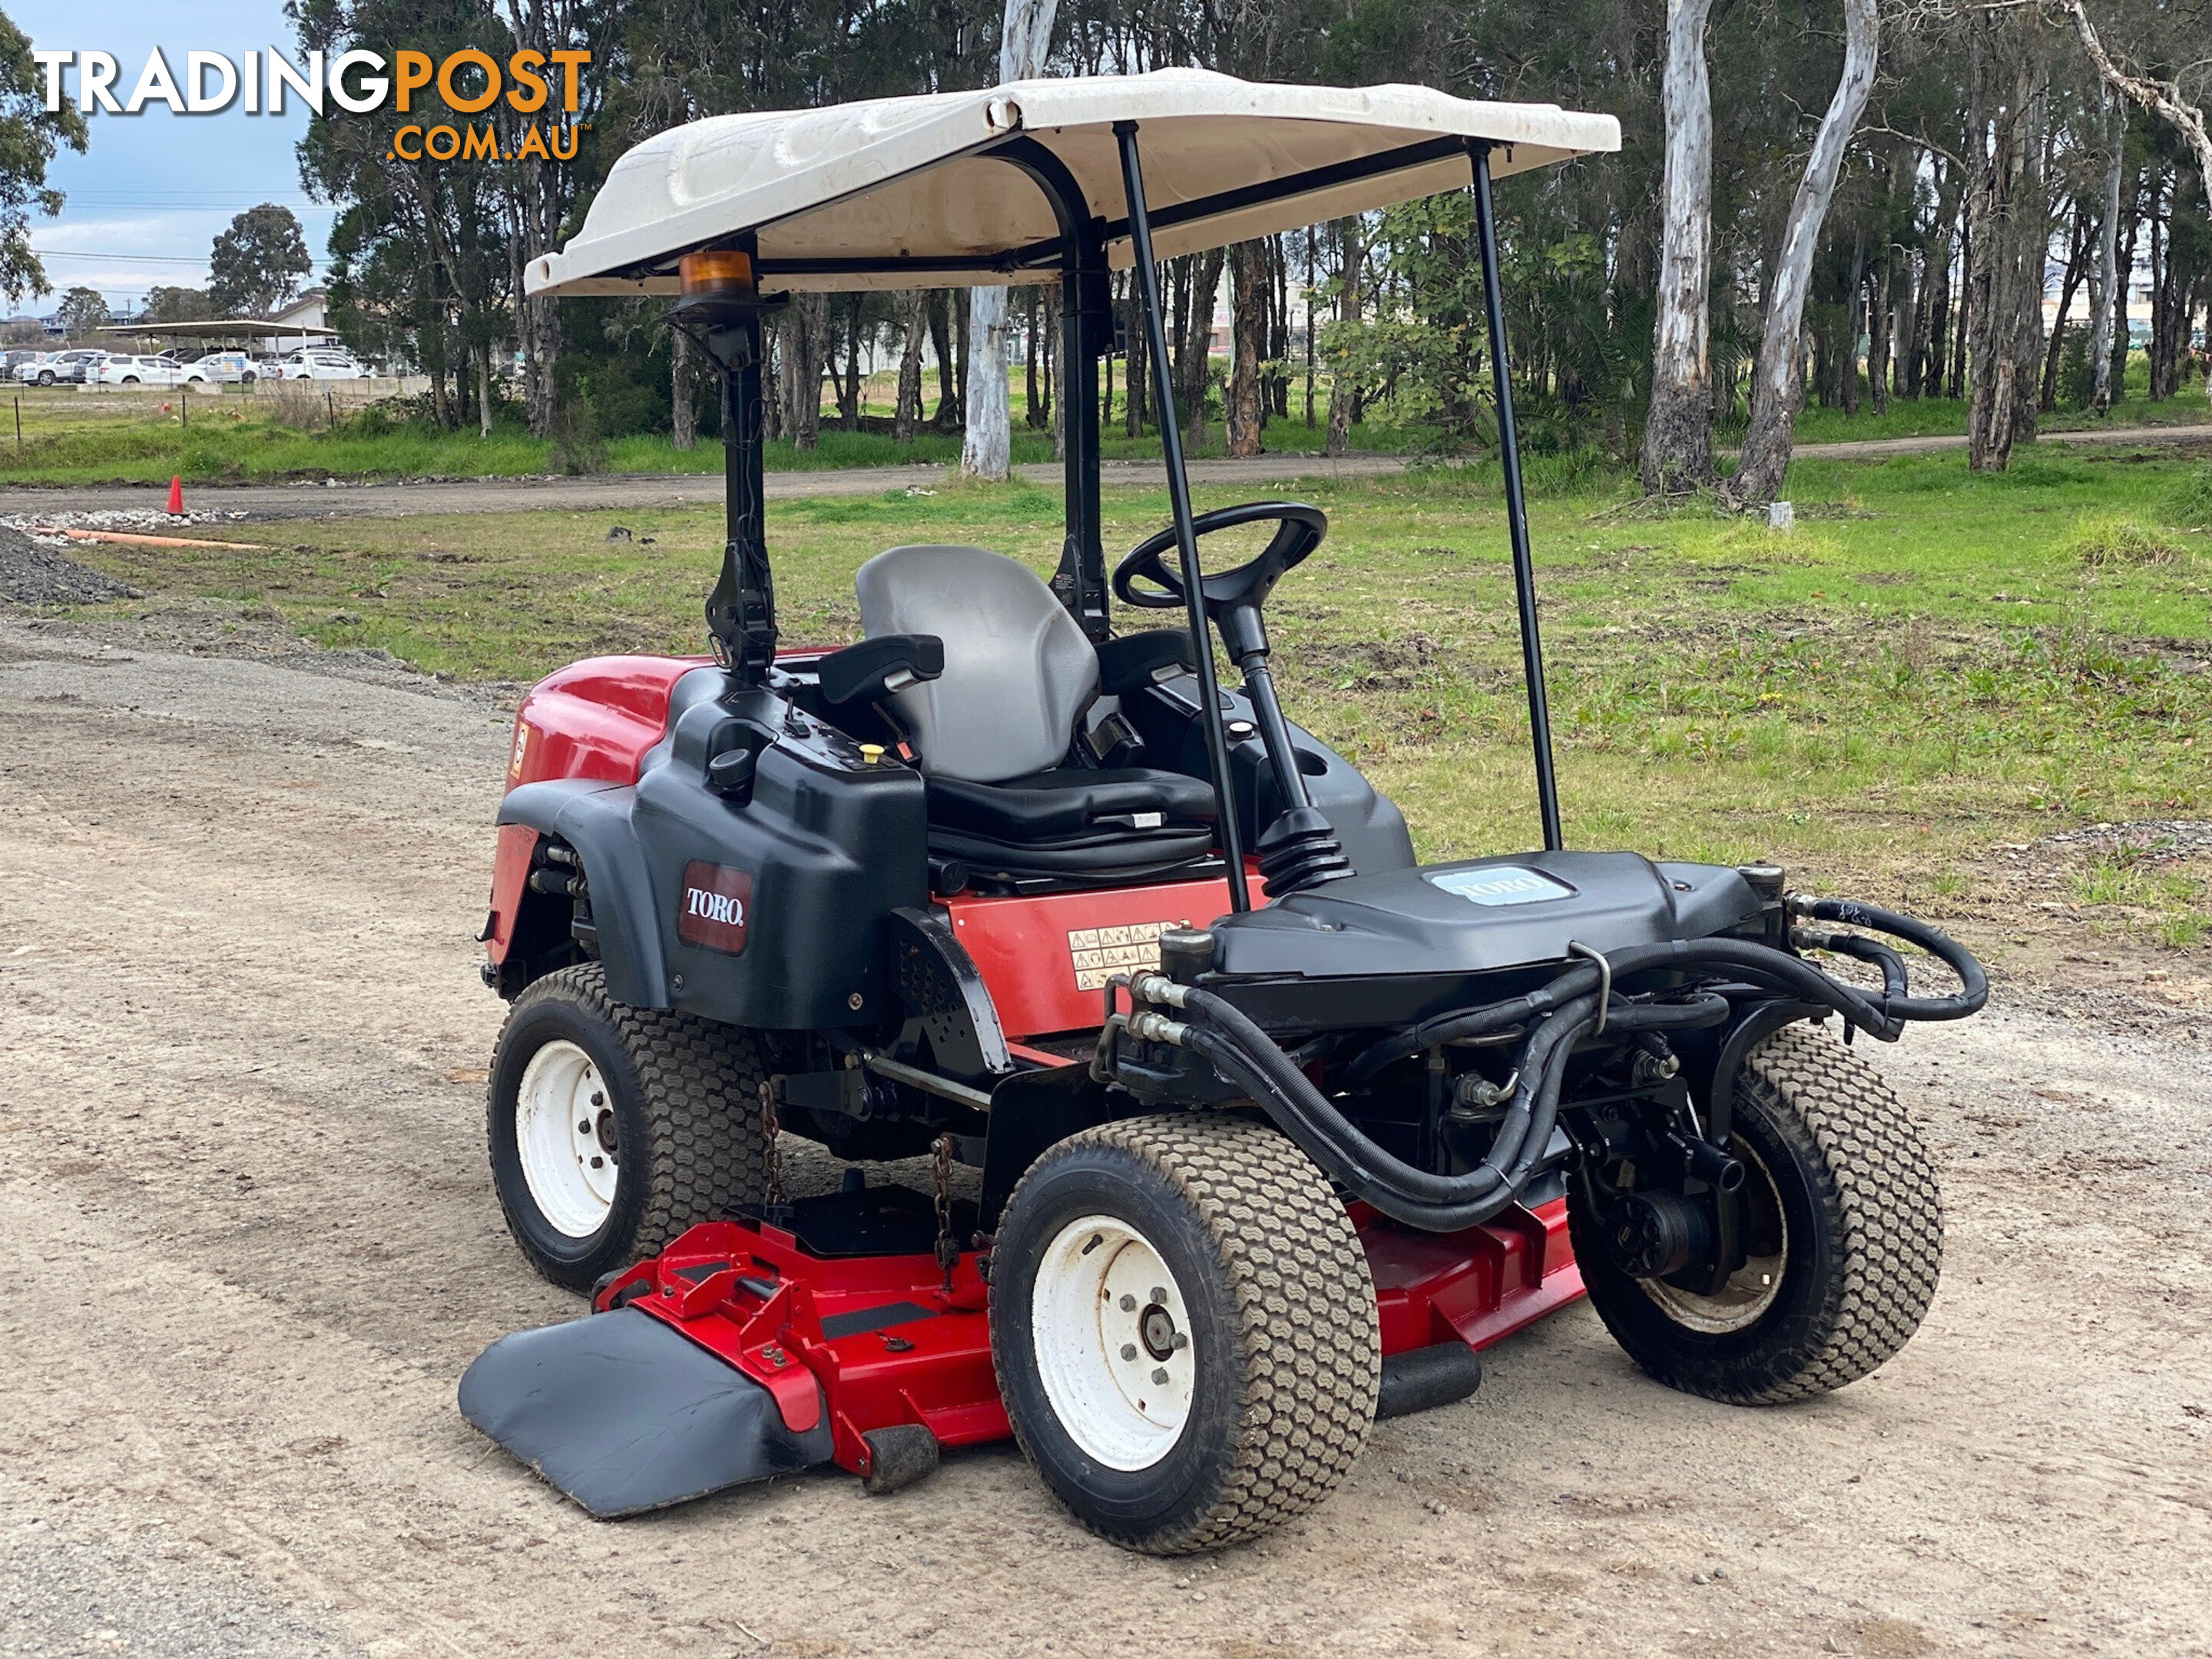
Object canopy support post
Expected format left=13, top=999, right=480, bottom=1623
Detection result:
left=988, top=135, right=1111, bottom=642
left=1114, top=120, right=1250, bottom=912
left=1469, top=141, right=1563, bottom=852
left=691, top=234, right=777, bottom=687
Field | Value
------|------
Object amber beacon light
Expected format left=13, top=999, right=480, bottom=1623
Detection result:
left=679, top=250, right=755, bottom=296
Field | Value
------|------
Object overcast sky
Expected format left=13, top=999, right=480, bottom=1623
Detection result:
left=12, top=0, right=335, bottom=313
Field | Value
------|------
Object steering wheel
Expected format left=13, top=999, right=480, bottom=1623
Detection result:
left=1111, top=501, right=1328, bottom=616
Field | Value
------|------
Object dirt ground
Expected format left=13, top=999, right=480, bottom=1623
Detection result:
left=2, top=609, right=2209, bottom=1659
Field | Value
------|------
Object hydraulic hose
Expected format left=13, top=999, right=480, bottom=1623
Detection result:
left=1344, top=934, right=1904, bottom=1087
left=1795, top=897, right=1988, bottom=1021
left=1175, top=981, right=1727, bottom=1232
left=1129, top=902, right=1984, bottom=1234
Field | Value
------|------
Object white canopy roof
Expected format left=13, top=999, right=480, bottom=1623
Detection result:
left=528, top=69, right=1620, bottom=297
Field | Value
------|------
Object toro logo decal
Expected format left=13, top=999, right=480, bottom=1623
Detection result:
left=677, top=861, right=753, bottom=955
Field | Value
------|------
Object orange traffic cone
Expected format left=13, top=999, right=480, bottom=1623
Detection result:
left=167, top=475, right=184, bottom=515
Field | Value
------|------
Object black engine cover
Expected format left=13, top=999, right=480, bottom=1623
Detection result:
left=1208, top=850, right=1761, bottom=979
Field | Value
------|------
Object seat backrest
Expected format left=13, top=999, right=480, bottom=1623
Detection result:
left=855, top=545, right=1098, bottom=783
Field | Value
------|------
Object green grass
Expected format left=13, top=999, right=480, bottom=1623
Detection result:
left=0, top=380, right=1420, bottom=485
left=51, top=445, right=2212, bottom=958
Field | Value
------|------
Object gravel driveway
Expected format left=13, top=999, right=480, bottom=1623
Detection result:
left=2, top=613, right=2207, bottom=1658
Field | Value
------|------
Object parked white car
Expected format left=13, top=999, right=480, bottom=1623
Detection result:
left=278, top=350, right=368, bottom=381
left=98, top=354, right=211, bottom=388
left=21, top=349, right=104, bottom=385
left=190, top=350, right=262, bottom=385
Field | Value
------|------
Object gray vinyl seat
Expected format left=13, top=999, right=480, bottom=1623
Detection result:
left=854, top=544, right=1217, bottom=882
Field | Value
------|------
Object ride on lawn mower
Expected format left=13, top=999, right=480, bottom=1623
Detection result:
left=460, top=69, right=1988, bottom=1554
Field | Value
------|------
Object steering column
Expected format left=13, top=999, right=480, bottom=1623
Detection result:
left=1114, top=502, right=1353, bottom=896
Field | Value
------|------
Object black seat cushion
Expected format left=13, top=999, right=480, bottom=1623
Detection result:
left=926, top=767, right=1217, bottom=843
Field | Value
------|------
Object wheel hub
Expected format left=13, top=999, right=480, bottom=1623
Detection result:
left=515, top=1040, right=619, bottom=1239
left=1032, top=1217, right=1195, bottom=1472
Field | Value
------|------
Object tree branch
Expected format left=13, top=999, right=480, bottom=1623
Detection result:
left=2050, top=0, right=2212, bottom=184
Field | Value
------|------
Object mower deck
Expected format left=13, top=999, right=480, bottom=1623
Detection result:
left=462, top=1193, right=1581, bottom=1516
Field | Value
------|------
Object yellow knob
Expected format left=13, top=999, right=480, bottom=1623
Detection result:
left=859, top=743, right=886, bottom=765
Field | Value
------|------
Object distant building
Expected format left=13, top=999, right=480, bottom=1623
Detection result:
left=257, top=290, right=330, bottom=353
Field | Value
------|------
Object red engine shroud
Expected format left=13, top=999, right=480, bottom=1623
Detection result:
left=598, top=1200, right=1583, bottom=1481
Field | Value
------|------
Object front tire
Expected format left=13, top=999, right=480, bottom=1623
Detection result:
left=991, top=1114, right=1379, bottom=1554
left=1571, top=1022, right=1944, bottom=1404
left=487, top=963, right=768, bottom=1290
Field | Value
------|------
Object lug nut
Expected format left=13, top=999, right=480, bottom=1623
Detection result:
left=589, top=1155, right=604, bottom=1169
left=1119, top=1294, right=1137, bottom=1312
left=577, top=1120, right=590, bottom=1134
left=1151, top=1368, right=1169, bottom=1386
left=1121, top=1343, right=1137, bottom=1361
left=1172, top=1332, right=1189, bottom=1350
left=1149, top=1286, right=1167, bottom=1304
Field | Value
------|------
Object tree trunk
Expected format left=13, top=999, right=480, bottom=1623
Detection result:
left=2041, top=200, right=2091, bottom=410
left=2111, top=178, right=2139, bottom=399
left=1732, top=0, right=1879, bottom=503
left=962, top=286, right=1014, bottom=478
left=2089, top=91, right=2126, bottom=413
left=961, top=0, right=1058, bottom=481
left=841, top=296, right=864, bottom=430
left=893, top=290, right=926, bottom=443
left=1303, top=227, right=1318, bottom=428
left=1226, top=239, right=1269, bottom=458
left=1641, top=0, right=1718, bottom=493
left=1965, top=36, right=2047, bottom=472
left=1839, top=230, right=1866, bottom=417
left=1869, top=257, right=1893, bottom=415
left=1174, top=247, right=1226, bottom=453
left=1024, top=286, right=1043, bottom=429
left=783, top=295, right=826, bottom=453
left=1046, top=287, right=1065, bottom=462
left=476, top=344, right=493, bottom=439
left=1947, top=207, right=1972, bottom=399
left=1326, top=219, right=1361, bottom=458
left=929, top=291, right=960, bottom=429
left=671, top=328, right=697, bottom=451
left=1914, top=159, right=1961, bottom=401
left=1124, top=273, right=1146, bottom=436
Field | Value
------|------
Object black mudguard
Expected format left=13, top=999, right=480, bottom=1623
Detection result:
left=498, top=779, right=671, bottom=1007
left=458, top=1307, right=833, bottom=1518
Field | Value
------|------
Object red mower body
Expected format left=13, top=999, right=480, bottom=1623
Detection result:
left=593, top=1198, right=1581, bottom=1492
left=466, top=652, right=1587, bottom=1512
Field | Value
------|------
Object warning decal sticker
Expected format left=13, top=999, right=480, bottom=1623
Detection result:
left=1067, top=919, right=1188, bottom=992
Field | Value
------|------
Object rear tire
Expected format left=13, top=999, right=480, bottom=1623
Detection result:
left=1571, top=1022, right=1943, bottom=1404
left=487, top=963, right=768, bottom=1291
left=991, top=1114, right=1379, bottom=1554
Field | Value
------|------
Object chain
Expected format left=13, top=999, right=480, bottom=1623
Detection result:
left=760, top=1078, right=786, bottom=1206
left=930, top=1132, right=958, bottom=1289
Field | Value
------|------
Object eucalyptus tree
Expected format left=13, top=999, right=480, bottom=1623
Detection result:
left=961, top=0, right=1058, bottom=481
left=1733, top=0, right=1879, bottom=504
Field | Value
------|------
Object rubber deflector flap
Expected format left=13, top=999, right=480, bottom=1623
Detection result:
left=458, top=1306, right=833, bottom=1518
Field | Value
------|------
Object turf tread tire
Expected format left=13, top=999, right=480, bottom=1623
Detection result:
left=489, top=963, right=768, bottom=1289
left=1575, top=1022, right=1943, bottom=1405
left=994, top=1113, right=1379, bottom=1554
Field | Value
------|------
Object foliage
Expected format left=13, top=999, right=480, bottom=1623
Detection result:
left=143, top=285, right=215, bottom=324
left=0, top=8, right=86, bottom=303
left=54, top=285, right=108, bottom=336
left=208, top=204, right=313, bottom=316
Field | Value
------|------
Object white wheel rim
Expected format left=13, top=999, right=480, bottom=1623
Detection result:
left=1637, top=1140, right=1787, bottom=1334
left=515, top=1039, right=618, bottom=1238
left=1031, top=1215, right=1195, bottom=1472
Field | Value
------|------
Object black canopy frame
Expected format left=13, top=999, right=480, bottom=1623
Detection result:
left=684, top=123, right=1565, bottom=902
